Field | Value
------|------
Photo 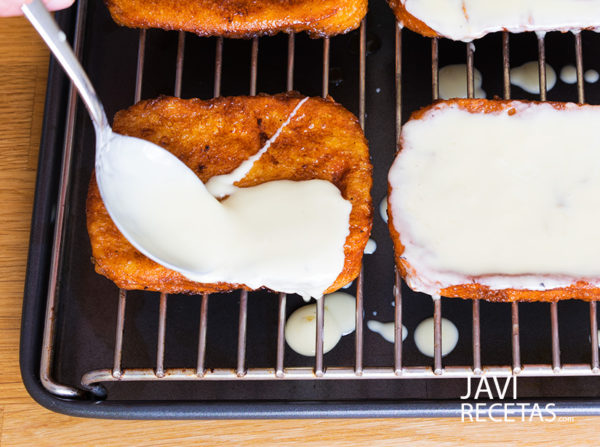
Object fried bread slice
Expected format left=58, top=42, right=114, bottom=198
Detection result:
left=389, top=98, right=600, bottom=302
left=106, top=0, right=367, bottom=38
left=87, top=93, right=372, bottom=295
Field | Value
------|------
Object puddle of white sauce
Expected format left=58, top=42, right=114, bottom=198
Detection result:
left=367, top=320, right=407, bottom=343
left=438, top=64, right=486, bottom=100
left=413, top=317, right=459, bottom=358
left=284, top=292, right=356, bottom=356
left=510, top=61, right=556, bottom=94
left=364, top=239, right=377, bottom=255
left=379, top=196, right=388, bottom=223
left=585, top=69, right=600, bottom=83
left=560, top=65, right=577, bottom=84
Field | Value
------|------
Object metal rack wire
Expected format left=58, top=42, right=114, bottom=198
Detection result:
left=39, top=4, right=600, bottom=399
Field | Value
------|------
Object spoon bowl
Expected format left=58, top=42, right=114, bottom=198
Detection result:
left=22, top=0, right=211, bottom=275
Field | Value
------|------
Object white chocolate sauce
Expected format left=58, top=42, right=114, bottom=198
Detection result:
left=510, top=61, right=556, bottom=94
left=97, top=97, right=351, bottom=300
left=389, top=101, right=600, bottom=295
left=364, top=239, right=377, bottom=255
left=206, top=98, right=307, bottom=198
left=379, top=196, right=388, bottom=223
left=560, top=65, right=577, bottom=84
left=284, top=292, right=356, bottom=356
left=585, top=69, right=600, bottom=83
left=367, top=320, right=407, bottom=343
left=413, top=317, right=458, bottom=358
left=401, top=0, right=600, bottom=41
left=439, top=64, right=486, bottom=100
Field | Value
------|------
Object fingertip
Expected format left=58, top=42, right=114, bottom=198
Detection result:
left=43, top=0, right=75, bottom=11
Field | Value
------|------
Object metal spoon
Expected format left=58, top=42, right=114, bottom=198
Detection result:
left=22, top=0, right=211, bottom=275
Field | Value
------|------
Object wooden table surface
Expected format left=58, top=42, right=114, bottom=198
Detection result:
left=1, top=14, right=599, bottom=447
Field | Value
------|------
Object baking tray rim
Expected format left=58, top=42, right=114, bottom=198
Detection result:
left=18, top=4, right=600, bottom=419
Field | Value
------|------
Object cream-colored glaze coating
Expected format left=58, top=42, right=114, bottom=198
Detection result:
left=510, top=61, right=556, bottom=94
left=367, top=320, right=407, bottom=343
left=96, top=98, right=351, bottom=300
left=389, top=101, right=600, bottom=295
left=413, top=317, right=458, bottom=357
left=284, top=292, right=356, bottom=356
left=439, top=64, right=485, bottom=100
left=401, top=0, right=600, bottom=41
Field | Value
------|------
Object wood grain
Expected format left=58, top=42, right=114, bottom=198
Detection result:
left=1, top=14, right=600, bottom=447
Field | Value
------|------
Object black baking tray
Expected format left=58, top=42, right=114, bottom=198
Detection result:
left=20, top=0, right=600, bottom=418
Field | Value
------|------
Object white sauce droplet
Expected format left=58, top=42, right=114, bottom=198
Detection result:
left=559, top=65, right=577, bottom=84
left=585, top=69, right=600, bottom=83
left=510, top=61, right=556, bottom=94
left=364, top=238, right=377, bottom=255
left=413, top=317, right=459, bottom=358
left=284, top=292, right=356, bottom=356
left=439, top=64, right=486, bottom=100
left=379, top=196, right=388, bottom=223
left=367, top=320, right=407, bottom=343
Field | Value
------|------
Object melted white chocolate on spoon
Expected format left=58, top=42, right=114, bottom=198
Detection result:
left=389, top=101, right=600, bottom=295
left=98, top=97, right=351, bottom=299
left=401, top=0, right=600, bottom=41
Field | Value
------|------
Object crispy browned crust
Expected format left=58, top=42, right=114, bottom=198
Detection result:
left=389, top=98, right=600, bottom=302
left=87, top=93, right=372, bottom=295
left=105, top=0, right=367, bottom=38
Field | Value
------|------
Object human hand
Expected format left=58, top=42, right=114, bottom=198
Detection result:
left=0, top=0, right=75, bottom=17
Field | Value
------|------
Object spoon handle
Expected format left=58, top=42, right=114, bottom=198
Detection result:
left=22, top=0, right=109, bottom=134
